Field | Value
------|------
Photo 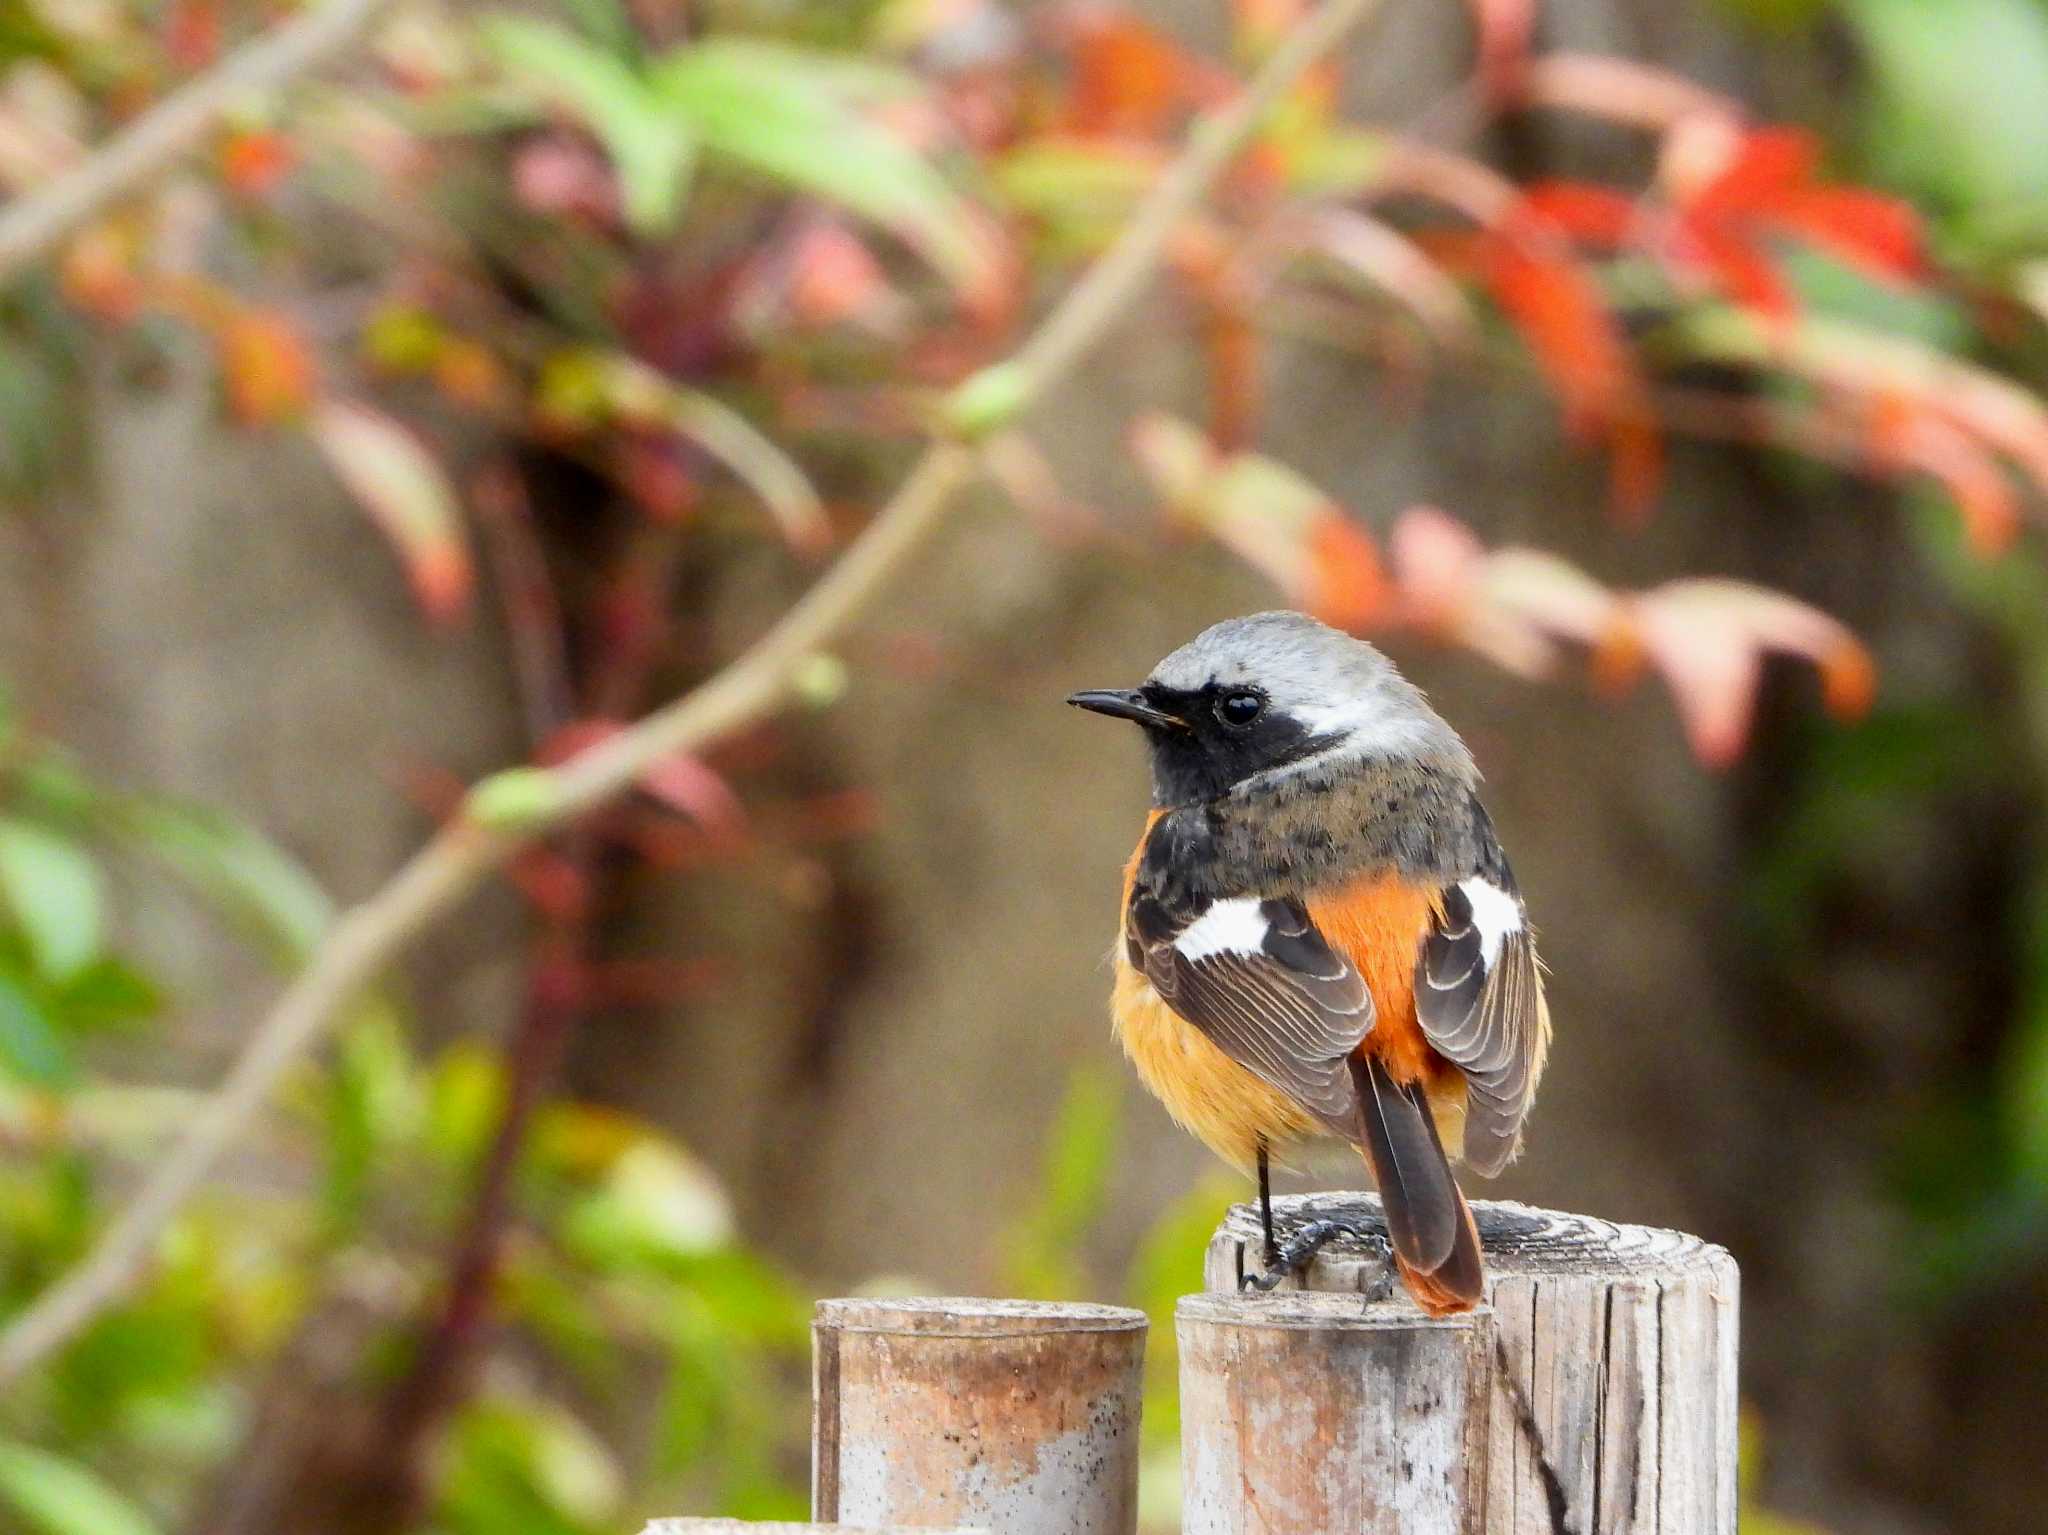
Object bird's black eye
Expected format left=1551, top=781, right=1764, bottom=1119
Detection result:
left=1215, top=690, right=1264, bottom=728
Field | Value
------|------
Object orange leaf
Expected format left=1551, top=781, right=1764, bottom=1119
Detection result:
left=58, top=228, right=144, bottom=323
left=1483, top=233, right=1633, bottom=431
left=309, top=399, right=473, bottom=623
left=1061, top=10, right=1202, bottom=137
left=219, top=310, right=317, bottom=425
left=1130, top=412, right=1379, bottom=621
left=1883, top=410, right=2021, bottom=556
left=1303, top=513, right=1389, bottom=631
left=1631, top=580, right=1874, bottom=766
left=1606, top=413, right=1665, bottom=526
left=219, top=130, right=295, bottom=200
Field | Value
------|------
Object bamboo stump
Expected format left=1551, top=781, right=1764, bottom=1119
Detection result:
left=1180, top=1292, right=1493, bottom=1534
left=812, top=1298, right=1147, bottom=1535
left=1199, top=1194, right=1740, bottom=1535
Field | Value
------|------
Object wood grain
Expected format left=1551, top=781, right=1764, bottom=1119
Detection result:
left=1204, top=1194, right=1739, bottom=1535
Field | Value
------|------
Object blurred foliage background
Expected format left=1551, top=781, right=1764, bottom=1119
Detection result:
left=3, top=0, right=2048, bottom=1532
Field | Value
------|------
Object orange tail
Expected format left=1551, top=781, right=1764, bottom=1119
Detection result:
left=1352, top=1054, right=1485, bottom=1315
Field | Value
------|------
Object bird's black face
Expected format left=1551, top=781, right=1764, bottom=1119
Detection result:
left=1068, top=680, right=1338, bottom=805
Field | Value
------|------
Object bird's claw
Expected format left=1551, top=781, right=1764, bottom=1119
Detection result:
left=1240, top=1219, right=1363, bottom=1292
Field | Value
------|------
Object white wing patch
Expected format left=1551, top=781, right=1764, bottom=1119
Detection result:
left=1457, top=876, right=1522, bottom=967
left=1173, top=896, right=1269, bottom=962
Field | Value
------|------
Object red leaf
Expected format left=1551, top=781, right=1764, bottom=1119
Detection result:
left=539, top=719, right=748, bottom=848
left=1684, top=219, right=1794, bottom=322
left=1689, top=126, right=1819, bottom=221
left=1518, top=181, right=1639, bottom=248
left=640, top=753, right=749, bottom=850
left=163, top=0, right=220, bottom=68
left=1767, top=186, right=1922, bottom=281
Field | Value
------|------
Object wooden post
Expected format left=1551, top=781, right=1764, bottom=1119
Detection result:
left=1201, top=1194, right=1740, bottom=1535
left=644, top=1524, right=987, bottom=1534
left=1179, top=1292, right=1494, bottom=1534
left=811, top=1297, right=1147, bottom=1535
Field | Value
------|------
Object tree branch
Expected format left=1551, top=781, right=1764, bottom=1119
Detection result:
left=0, top=0, right=1388, bottom=1385
left=0, top=0, right=396, bottom=279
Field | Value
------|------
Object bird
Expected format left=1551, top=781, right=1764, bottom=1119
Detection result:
left=1068, top=611, right=1549, bottom=1313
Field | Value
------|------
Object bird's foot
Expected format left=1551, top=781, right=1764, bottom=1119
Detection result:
left=1241, top=1219, right=1362, bottom=1292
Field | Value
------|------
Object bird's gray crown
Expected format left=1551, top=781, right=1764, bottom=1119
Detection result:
left=1150, top=611, right=1473, bottom=778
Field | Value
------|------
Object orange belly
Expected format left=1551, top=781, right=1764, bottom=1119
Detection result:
left=1113, top=823, right=1467, bottom=1170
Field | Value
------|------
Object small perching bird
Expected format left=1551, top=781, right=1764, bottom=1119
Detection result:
left=1070, top=611, right=1550, bottom=1312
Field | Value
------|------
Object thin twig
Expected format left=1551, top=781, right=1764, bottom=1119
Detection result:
left=0, top=0, right=1388, bottom=1385
left=0, top=0, right=397, bottom=279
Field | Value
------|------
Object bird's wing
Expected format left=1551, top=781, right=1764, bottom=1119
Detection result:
left=1125, top=881, right=1374, bottom=1138
left=1413, top=875, right=1550, bottom=1176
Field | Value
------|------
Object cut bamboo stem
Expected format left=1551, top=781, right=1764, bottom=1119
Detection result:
left=1179, top=1291, right=1494, bottom=1534
left=1203, top=1194, right=1740, bottom=1535
left=811, top=1297, right=1147, bottom=1535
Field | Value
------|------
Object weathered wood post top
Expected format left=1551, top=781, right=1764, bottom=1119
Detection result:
left=812, top=1296, right=1147, bottom=1535
left=1198, top=1193, right=1740, bottom=1535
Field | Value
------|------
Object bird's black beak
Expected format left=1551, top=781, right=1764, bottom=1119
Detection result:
left=1067, top=689, right=1186, bottom=730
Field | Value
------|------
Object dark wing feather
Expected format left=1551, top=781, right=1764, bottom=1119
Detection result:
left=1128, top=885, right=1373, bottom=1137
left=1414, top=881, right=1548, bottom=1177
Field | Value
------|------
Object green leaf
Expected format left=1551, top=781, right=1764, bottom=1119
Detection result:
left=54, top=957, right=162, bottom=1033
left=654, top=39, right=992, bottom=297
left=0, top=970, right=74, bottom=1087
left=2005, top=877, right=2048, bottom=1186
left=324, top=1005, right=422, bottom=1236
left=427, top=1038, right=509, bottom=1172
left=0, top=1440, right=162, bottom=1535
left=112, top=799, right=332, bottom=964
left=485, top=16, right=698, bottom=233
left=996, top=1066, right=1121, bottom=1298
left=0, top=819, right=102, bottom=981
left=1848, top=0, right=2048, bottom=239
left=436, top=1400, right=619, bottom=1535
left=564, top=1141, right=735, bottom=1270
